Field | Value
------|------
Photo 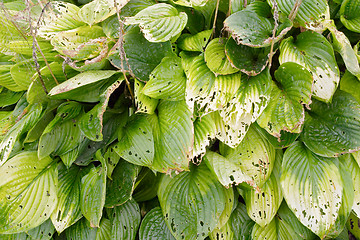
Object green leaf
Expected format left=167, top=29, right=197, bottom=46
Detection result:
left=149, top=100, right=193, bottom=173
left=0, top=64, right=23, bottom=92
left=158, top=163, right=229, bottom=240
left=340, top=0, right=360, bottom=33
left=65, top=217, right=97, bottom=240
left=50, top=164, right=84, bottom=233
left=219, top=69, right=272, bottom=147
left=27, top=62, right=78, bottom=104
left=78, top=0, right=129, bottom=26
left=139, top=207, right=175, bottom=240
left=209, top=222, right=233, bottom=240
left=192, top=113, right=216, bottom=160
left=116, top=115, right=154, bottom=167
left=279, top=31, right=340, bottom=102
left=109, top=27, right=173, bottom=81
left=124, top=3, right=188, bottom=42
left=134, top=79, right=159, bottom=114
left=96, top=218, right=111, bottom=240
left=48, top=70, right=118, bottom=102
left=255, top=123, right=300, bottom=149
left=108, top=199, right=141, bottom=240
left=302, top=91, right=360, bottom=157
left=10, top=60, right=37, bottom=90
left=177, top=30, right=212, bottom=52
left=224, top=2, right=292, bottom=48
left=229, top=202, right=255, bottom=240
left=79, top=78, right=123, bottom=141
left=281, top=141, right=343, bottom=238
left=105, top=160, right=140, bottom=207
left=251, top=215, right=302, bottom=240
left=0, top=152, right=57, bottom=234
left=0, top=14, right=25, bottom=55
left=80, top=159, right=107, bottom=228
left=38, top=2, right=85, bottom=39
left=133, top=168, right=161, bottom=202
left=225, top=37, right=270, bottom=76
left=142, top=55, right=186, bottom=101
left=104, top=144, right=120, bottom=179
left=204, top=38, right=239, bottom=76
left=325, top=20, right=360, bottom=79
left=269, top=0, right=330, bottom=30
left=0, top=104, right=43, bottom=165
left=0, top=89, right=23, bottom=108
left=257, top=62, right=313, bottom=138
left=244, top=150, right=283, bottom=227
left=50, top=25, right=106, bottom=61
left=26, top=219, right=55, bottom=240
left=172, top=0, right=208, bottom=7
left=340, top=71, right=360, bottom=103
left=347, top=211, right=360, bottom=239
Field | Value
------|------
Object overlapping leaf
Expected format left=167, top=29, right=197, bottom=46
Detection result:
left=139, top=207, right=175, bottom=240
left=340, top=0, right=360, bottom=33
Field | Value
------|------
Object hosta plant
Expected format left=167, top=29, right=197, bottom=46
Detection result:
left=1, top=0, right=360, bottom=239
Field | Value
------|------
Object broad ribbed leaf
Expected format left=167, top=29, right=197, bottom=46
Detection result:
left=255, top=123, right=299, bottom=149
left=50, top=25, right=106, bottom=61
left=302, top=91, right=360, bottom=157
left=142, top=55, right=186, bottom=100
left=172, top=0, right=208, bottom=7
left=133, top=168, right=161, bottom=202
left=178, top=30, right=212, bottom=52
left=104, top=144, right=120, bottom=178
left=105, top=160, right=140, bottom=207
left=38, top=115, right=85, bottom=160
left=48, top=70, right=118, bottom=102
left=26, top=219, right=55, bottom=240
left=124, top=3, right=188, bottom=42
left=108, top=199, right=141, bottom=240
left=0, top=89, right=23, bottom=108
left=109, top=27, right=172, bottom=81
left=134, top=79, right=158, bottom=114
left=229, top=202, right=255, bottom=240
left=80, top=158, right=107, bottom=228
left=65, top=217, right=97, bottom=240
left=325, top=20, right=360, bottom=79
left=257, top=62, right=313, bottom=138
left=281, top=142, right=343, bottom=238
left=192, top=113, right=216, bottom=159
left=340, top=71, right=360, bottom=103
left=224, top=2, right=292, bottom=48
left=277, top=202, right=317, bottom=240
left=51, top=164, right=84, bottom=233
left=209, top=222, right=233, bottom=240
left=340, top=0, right=360, bottom=33
left=225, top=37, right=270, bottom=76
left=0, top=152, right=57, bottom=234
left=219, top=69, right=272, bottom=147
left=38, top=2, right=85, bottom=39
left=79, top=78, right=123, bottom=141
left=0, top=14, right=25, bottom=55
left=251, top=216, right=302, bottom=240
left=139, top=207, right=175, bottom=240
left=116, top=115, right=154, bottom=167
left=158, top=163, right=228, bottom=240
left=0, top=64, right=23, bottom=92
left=347, top=212, right=360, bottom=239
left=279, top=31, right=339, bottom=102
left=149, top=100, right=193, bottom=173
left=204, top=38, right=239, bottom=75
left=268, top=0, right=329, bottom=30
left=27, top=62, right=78, bottom=104
left=0, top=104, right=43, bottom=165
left=96, top=218, right=111, bottom=240
left=78, top=0, right=129, bottom=26
left=9, top=60, right=36, bottom=90
left=244, top=150, right=283, bottom=227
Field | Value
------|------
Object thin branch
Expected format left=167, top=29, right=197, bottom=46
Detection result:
left=211, top=0, right=221, bottom=39
left=288, top=0, right=303, bottom=22
left=114, top=0, right=134, bottom=100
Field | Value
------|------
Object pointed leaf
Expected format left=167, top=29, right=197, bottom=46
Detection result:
left=178, top=30, right=212, bottom=52
left=192, top=113, right=216, bottom=160
left=96, top=218, right=111, bottom=240
left=229, top=202, right=255, bottom=240
left=158, top=163, right=228, bottom=240
left=0, top=65, right=23, bottom=92
left=340, top=71, right=360, bottom=104
left=65, top=217, right=97, bottom=240
left=142, top=55, right=186, bottom=101
left=133, top=168, right=161, bottom=202
left=26, top=219, right=55, bottom=240
left=105, top=160, right=140, bottom=207
left=257, top=62, right=313, bottom=138
left=279, top=31, right=340, bottom=102
left=340, top=0, right=360, bottom=33
left=139, top=207, right=175, bottom=240
left=225, top=37, right=270, bottom=76
left=80, top=160, right=107, bottom=228
left=209, top=222, right=233, bottom=240
left=0, top=152, right=57, bottom=234
left=302, top=91, right=360, bottom=157
left=204, top=38, right=239, bottom=75
left=134, top=79, right=158, bottom=114
left=281, top=142, right=343, bottom=238
left=51, top=164, right=84, bottom=233
left=124, top=3, right=188, bottom=42
left=108, top=199, right=141, bottom=240
left=0, top=89, right=23, bottom=108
